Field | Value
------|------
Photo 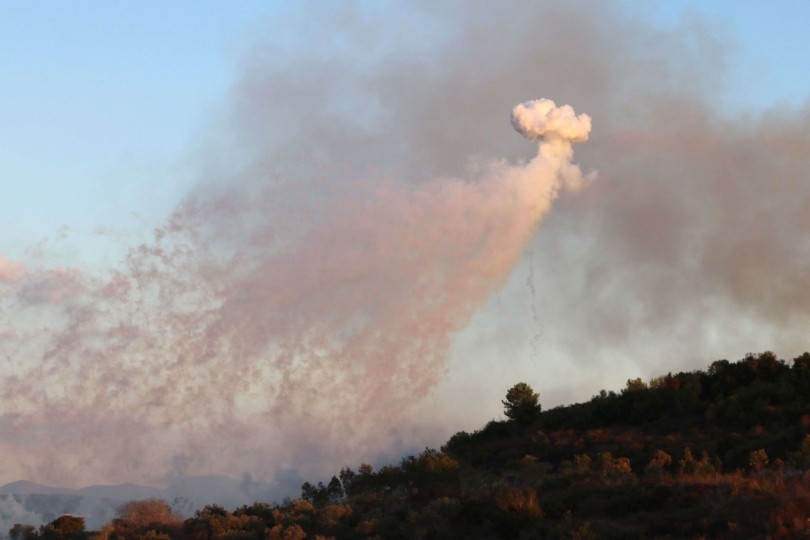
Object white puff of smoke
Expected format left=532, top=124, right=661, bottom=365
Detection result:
left=511, top=99, right=591, bottom=143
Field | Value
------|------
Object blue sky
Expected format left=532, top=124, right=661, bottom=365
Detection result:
left=642, top=1, right=810, bottom=108
left=1, top=2, right=284, bottom=258
left=2, top=1, right=809, bottom=261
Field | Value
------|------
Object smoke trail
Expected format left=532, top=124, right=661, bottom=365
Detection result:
left=5, top=0, right=810, bottom=492
left=0, top=99, right=591, bottom=486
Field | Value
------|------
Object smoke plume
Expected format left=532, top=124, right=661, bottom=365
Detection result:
left=3, top=0, right=810, bottom=491
left=511, top=100, right=591, bottom=143
left=0, top=95, right=591, bottom=486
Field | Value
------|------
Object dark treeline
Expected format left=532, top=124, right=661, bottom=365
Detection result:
left=12, top=351, right=810, bottom=539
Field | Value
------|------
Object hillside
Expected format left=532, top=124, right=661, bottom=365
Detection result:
left=0, top=476, right=295, bottom=535
left=11, top=351, right=810, bottom=539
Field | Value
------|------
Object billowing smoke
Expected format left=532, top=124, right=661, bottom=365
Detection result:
left=511, top=100, right=591, bottom=143
left=0, top=95, right=591, bottom=487
left=3, top=0, right=810, bottom=492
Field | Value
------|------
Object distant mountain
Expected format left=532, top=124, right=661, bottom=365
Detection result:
left=0, top=482, right=75, bottom=496
left=166, top=475, right=278, bottom=510
left=0, top=494, right=119, bottom=533
left=0, top=475, right=290, bottom=535
left=76, top=483, right=163, bottom=501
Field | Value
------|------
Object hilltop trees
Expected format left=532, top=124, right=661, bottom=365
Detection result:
left=10, top=516, right=87, bottom=540
left=117, top=499, right=180, bottom=529
left=12, top=351, right=810, bottom=539
left=102, top=499, right=182, bottom=540
left=9, top=525, right=37, bottom=540
left=502, top=382, right=541, bottom=424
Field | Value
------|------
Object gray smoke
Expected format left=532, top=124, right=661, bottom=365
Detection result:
left=1, top=0, right=809, bottom=493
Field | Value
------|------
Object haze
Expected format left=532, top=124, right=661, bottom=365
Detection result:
left=2, top=0, right=810, bottom=496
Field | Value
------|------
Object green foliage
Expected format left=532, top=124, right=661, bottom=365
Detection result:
left=502, top=382, right=541, bottom=424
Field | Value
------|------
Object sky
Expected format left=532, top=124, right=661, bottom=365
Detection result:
left=2, top=1, right=810, bottom=492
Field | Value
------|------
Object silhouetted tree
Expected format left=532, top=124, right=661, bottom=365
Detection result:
left=338, top=467, right=356, bottom=494
left=300, top=482, right=319, bottom=505
left=623, top=378, right=647, bottom=393
left=326, top=476, right=344, bottom=503
left=503, top=382, right=541, bottom=424
left=39, top=516, right=86, bottom=540
left=9, top=524, right=38, bottom=540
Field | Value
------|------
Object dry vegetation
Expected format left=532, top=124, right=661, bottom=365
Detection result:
left=11, top=351, right=810, bottom=539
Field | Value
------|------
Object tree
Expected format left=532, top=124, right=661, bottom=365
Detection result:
left=38, top=516, right=86, bottom=540
left=623, top=378, right=647, bottom=393
left=502, top=383, right=541, bottom=424
left=338, top=467, right=356, bottom=494
left=9, top=524, right=37, bottom=540
left=326, top=476, right=344, bottom=503
left=117, top=499, right=180, bottom=528
left=300, top=482, right=318, bottom=505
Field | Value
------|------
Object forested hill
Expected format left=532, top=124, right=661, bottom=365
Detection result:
left=13, top=352, right=810, bottom=539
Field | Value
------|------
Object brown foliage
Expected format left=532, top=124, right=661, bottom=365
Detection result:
left=645, top=450, right=673, bottom=475
left=495, top=487, right=543, bottom=520
left=117, top=500, right=180, bottom=529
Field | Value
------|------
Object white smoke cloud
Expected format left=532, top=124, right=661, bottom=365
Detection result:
left=511, top=99, right=591, bottom=143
